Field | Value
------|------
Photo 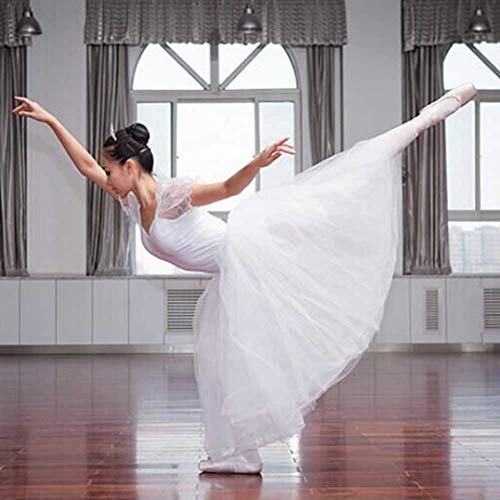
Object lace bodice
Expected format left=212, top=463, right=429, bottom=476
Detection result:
left=119, top=174, right=227, bottom=274
left=119, top=174, right=195, bottom=223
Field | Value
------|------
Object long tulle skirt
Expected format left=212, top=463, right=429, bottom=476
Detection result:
left=193, top=138, right=401, bottom=459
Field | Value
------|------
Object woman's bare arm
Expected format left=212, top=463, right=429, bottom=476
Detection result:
left=47, top=117, right=120, bottom=200
left=12, top=97, right=119, bottom=200
left=190, top=137, right=295, bottom=207
left=13, top=97, right=295, bottom=207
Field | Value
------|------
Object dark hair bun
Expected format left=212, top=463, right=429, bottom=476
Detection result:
left=126, top=123, right=150, bottom=146
left=103, top=122, right=154, bottom=173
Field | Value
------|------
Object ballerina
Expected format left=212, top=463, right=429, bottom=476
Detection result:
left=12, top=82, right=477, bottom=474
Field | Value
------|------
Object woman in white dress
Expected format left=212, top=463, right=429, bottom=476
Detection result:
left=12, top=82, right=476, bottom=474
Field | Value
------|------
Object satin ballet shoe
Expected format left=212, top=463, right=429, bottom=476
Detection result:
left=419, top=82, right=477, bottom=115
left=198, top=452, right=263, bottom=474
left=418, top=82, right=477, bottom=128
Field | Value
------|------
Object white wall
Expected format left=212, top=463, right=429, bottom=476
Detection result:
left=344, top=0, right=403, bottom=274
left=344, top=0, right=402, bottom=147
left=27, top=0, right=87, bottom=275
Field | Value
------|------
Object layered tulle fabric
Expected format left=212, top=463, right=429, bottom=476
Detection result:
left=193, top=139, right=401, bottom=459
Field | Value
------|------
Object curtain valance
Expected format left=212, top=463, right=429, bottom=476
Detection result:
left=85, top=0, right=347, bottom=46
left=0, top=0, right=29, bottom=47
left=404, top=0, right=500, bottom=52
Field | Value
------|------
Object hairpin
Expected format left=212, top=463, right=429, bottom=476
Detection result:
left=110, top=123, right=117, bottom=141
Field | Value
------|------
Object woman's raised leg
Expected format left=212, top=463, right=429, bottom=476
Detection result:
left=361, top=82, right=477, bottom=161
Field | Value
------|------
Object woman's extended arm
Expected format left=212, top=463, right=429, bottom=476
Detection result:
left=190, top=137, right=295, bottom=207
left=12, top=96, right=119, bottom=200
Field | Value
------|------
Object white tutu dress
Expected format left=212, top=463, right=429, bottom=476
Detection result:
left=117, top=82, right=476, bottom=466
left=119, top=133, right=401, bottom=461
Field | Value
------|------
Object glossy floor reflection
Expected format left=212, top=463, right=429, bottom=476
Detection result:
left=0, top=352, right=499, bottom=498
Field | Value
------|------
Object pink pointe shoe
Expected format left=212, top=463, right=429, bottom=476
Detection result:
left=418, top=82, right=477, bottom=128
left=198, top=449, right=263, bottom=474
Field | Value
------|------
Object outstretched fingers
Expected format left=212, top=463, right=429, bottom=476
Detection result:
left=14, top=96, right=31, bottom=104
left=12, top=106, right=30, bottom=117
left=12, top=97, right=31, bottom=115
left=275, top=136, right=290, bottom=146
left=278, top=145, right=296, bottom=154
left=12, top=97, right=38, bottom=118
left=271, top=137, right=296, bottom=155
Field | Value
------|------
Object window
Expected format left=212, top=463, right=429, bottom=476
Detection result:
left=131, top=42, right=300, bottom=275
left=444, top=43, right=500, bottom=273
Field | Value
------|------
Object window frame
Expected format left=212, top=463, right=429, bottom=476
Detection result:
left=446, top=44, right=500, bottom=221
left=128, top=41, right=303, bottom=275
left=445, top=43, right=500, bottom=273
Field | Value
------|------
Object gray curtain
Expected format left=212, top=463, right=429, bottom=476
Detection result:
left=86, top=45, right=132, bottom=276
left=401, top=1, right=491, bottom=274
left=0, top=0, right=29, bottom=276
left=404, top=0, right=500, bottom=51
left=306, top=45, right=341, bottom=163
left=402, top=44, right=452, bottom=275
left=85, top=0, right=347, bottom=47
left=0, top=46, right=28, bottom=276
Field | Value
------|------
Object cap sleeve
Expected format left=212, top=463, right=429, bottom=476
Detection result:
left=156, top=175, right=199, bottom=220
left=119, top=193, right=137, bottom=220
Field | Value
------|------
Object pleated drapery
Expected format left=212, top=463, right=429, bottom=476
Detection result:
left=306, top=45, right=342, bottom=163
left=86, top=45, right=132, bottom=276
left=0, top=0, right=29, bottom=276
left=398, top=0, right=490, bottom=273
left=0, top=46, right=28, bottom=276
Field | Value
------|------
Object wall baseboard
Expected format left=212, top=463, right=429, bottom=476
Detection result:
left=0, top=344, right=195, bottom=355
left=0, top=343, right=499, bottom=355
left=369, top=343, right=500, bottom=353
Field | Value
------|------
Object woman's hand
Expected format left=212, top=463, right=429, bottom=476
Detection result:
left=251, top=136, right=296, bottom=169
left=12, top=96, right=54, bottom=124
left=11, top=96, right=117, bottom=199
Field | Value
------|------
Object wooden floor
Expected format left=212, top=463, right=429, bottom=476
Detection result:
left=0, top=352, right=499, bottom=499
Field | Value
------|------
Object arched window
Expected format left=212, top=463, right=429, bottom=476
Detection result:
left=444, top=43, right=500, bottom=273
left=130, top=42, right=301, bottom=275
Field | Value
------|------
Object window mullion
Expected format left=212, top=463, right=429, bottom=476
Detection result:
left=172, top=99, right=177, bottom=178
left=220, top=44, right=266, bottom=90
left=210, top=42, right=219, bottom=91
left=130, top=99, right=138, bottom=274
left=475, top=99, right=481, bottom=212
left=449, top=210, right=500, bottom=221
left=294, top=98, right=302, bottom=174
left=255, top=100, right=260, bottom=191
left=160, top=43, right=210, bottom=90
left=466, top=43, right=500, bottom=81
